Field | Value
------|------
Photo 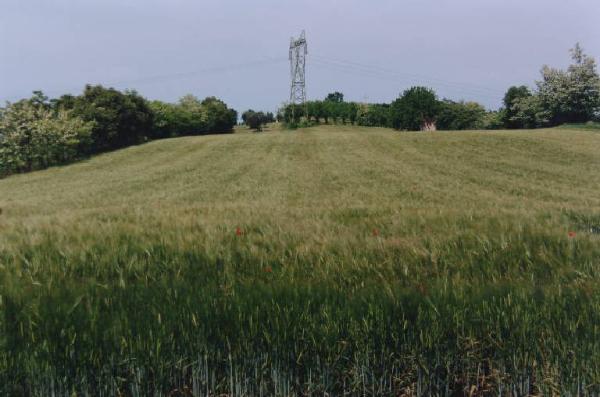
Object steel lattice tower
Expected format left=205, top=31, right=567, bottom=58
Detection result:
left=289, top=31, right=308, bottom=119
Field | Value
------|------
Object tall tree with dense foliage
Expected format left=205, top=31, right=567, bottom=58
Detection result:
left=537, top=43, right=600, bottom=125
left=509, top=95, right=548, bottom=129
left=437, top=100, right=487, bottom=130
left=200, top=96, right=238, bottom=133
left=151, top=95, right=237, bottom=138
left=60, top=85, right=154, bottom=153
left=242, top=110, right=270, bottom=131
left=390, top=87, right=440, bottom=131
left=0, top=93, right=92, bottom=176
left=325, top=92, right=344, bottom=103
left=148, top=101, right=182, bottom=139
left=356, top=103, right=391, bottom=127
left=502, top=86, right=532, bottom=129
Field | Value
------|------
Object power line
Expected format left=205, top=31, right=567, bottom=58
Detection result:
left=3, top=56, right=288, bottom=102
left=311, top=54, right=505, bottom=102
left=311, top=59, right=502, bottom=104
left=312, top=54, right=505, bottom=95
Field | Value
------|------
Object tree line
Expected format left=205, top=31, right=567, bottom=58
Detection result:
left=280, top=89, right=500, bottom=131
left=0, top=85, right=237, bottom=177
left=281, top=44, right=600, bottom=131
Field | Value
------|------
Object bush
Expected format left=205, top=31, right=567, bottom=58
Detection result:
left=390, top=86, right=440, bottom=131
left=282, top=89, right=494, bottom=132
left=150, top=95, right=237, bottom=138
left=200, top=96, right=237, bottom=133
left=0, top=89, right=239, bottom=178
left=502, top=86, right=532, bottom=129
left=500, top=44, right=600, bottom=129
left=437, top=100, right=486, bottom=130
left=510, top=95, right=549, bottom=129
left=537, top=44, right=600, bottom=125
left=356, top=103, right=391, bottom=127
left=148, top=101, right=185, bottom=139
left=58, top=85, right=154, bottom=154
left=481, top=110, right=505, bottom=130
left=242, top=110, right=274, bottom=131
left=0, top=93, right=92, bottom=176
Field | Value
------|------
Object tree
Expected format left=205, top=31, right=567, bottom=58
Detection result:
left=148, top=100, right=188, bottom=139
left=282, top=104, right=302, bottom=125
left=341, top=102, right=358, bottom=124
left=325, top=92, right=344, bottom=103
left=151, top=95, right=237, bottom=137
left=307, top=101, right=321, bottom=123
left=537, top=43, right=600, bottom=125
left=356, top=103, right=391, bottom=127
left=510, top=95, right=548, bottom=129
left=177, top=94, right=209, bottom=134
left=245, top=111, right=266, bottom=131
left=390, top=87, right=440, bottom=131
left=65, top=85, right=154, bottom=153
left=200, top=96, right=237, bottom=133
left=241, top=109, right=255, bottom=125
left=502, top=86, right=532, bottom=129
left=437, top=100, right=487, bottom=130
left=481, top=110, right=505, bottom=130
left=0, top=93, right=92, bottom=176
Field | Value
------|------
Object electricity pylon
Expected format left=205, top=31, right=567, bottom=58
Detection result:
left=289, top=30, right=308, bottom=120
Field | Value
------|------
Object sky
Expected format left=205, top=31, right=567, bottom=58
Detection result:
left=1, top=0, right=599, bottom=112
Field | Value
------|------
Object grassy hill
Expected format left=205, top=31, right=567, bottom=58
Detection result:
left=1, top=125, right=600, bottom=395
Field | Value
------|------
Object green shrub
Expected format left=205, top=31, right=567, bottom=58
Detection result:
left=437, top=100, right=487, bottom=130
left=58, top=85, right=153, bottom=153
left=390, top=86, right=440, bottom=131
left=356, top=103, right=391, bottom=127
left=0, top=94, right=92, bottom=176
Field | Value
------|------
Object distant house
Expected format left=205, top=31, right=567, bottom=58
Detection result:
left=421, top=120, right=437, bottom=131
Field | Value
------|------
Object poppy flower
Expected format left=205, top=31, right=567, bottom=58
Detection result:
left=568, top=231, right=576, bottom=238
left=235, top=227, right=243, bottom=236
left=264, top=266, right=273, bottom=273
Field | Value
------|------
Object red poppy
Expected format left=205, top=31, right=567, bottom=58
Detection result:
left=568, top=231, right=576, bottom=238
left=372, top=228, right=379, bottom=237
left=235, top=227, right=243, bottom=236
left=264, top=266, right=273, bottom=273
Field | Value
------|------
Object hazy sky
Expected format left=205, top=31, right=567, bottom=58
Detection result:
left=1, top=0, right=599, bottom=112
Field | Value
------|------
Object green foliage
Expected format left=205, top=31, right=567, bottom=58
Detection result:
left=390, top=86, right=440, bottom=131
left=282, top=103, right=304, bottom=125
left=1, top=88, right=238, bottom=177
left=537, top=43, right=600, bottom=125
left=437, top=100, right=487, bottom=130
left=510, top=95, right=549, bottom=129
left=242, top=110, right=274, bottom=131
left=481, top=110, right=505, bottom=130
left=148, top=100, right=187, bottom=139
left=561, top=121, right=600, bottom=131
left=356, top=103, right=391, bottom=127
left=502, top=44, right=600, bottom=130
left=283, top=89, right=497, bottom=132
left=0, top=94, right=92, bottom=176
left=200, top=96, right=238, bottom=133
left=149, top=95, right=237, bottom=138
left=502, top=85, right=532, bottom=129
left=61, top=85, right=154, bottom=153
left=325, top=91, right=344, bottom=103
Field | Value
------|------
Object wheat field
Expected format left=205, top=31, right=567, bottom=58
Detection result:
left=1, top=125, right=599, bottom=395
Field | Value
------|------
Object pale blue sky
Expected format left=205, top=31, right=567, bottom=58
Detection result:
left=1, top=0, right=599, bottom=112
